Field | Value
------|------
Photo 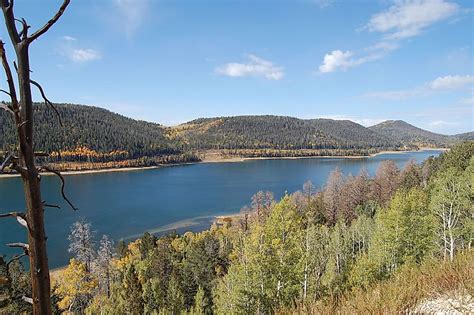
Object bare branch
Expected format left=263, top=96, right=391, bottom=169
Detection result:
left=34, top=151, right=50, bottom=157
left=0, top=101, right=13, bottom=114
left=27, top=0, right=70, bottom=43
left=40, top=166, right=78, bottom=210
left=0, top=41, right=18, bottom=108
left=21, top=296, right=33, bottom=305
left=42, top=201, right=61, bottom=209
left=7, top=242, right=29, bottom=253
left=0, top=153, right=26, bottom=176
left=17, top=119, right=27, bottom=128
left=0, top=211, right=23, bottom=218
left=0, top=89, right=10, bottom=96
left=0, top=0, right=21, bottom=44
left=30, top=79, right=63, bottom=126
left=7, top=253, right=27, bottom=267
left=14, top=17, right=29, bottom=40
left=0, top=212, right=29, bottom=230
left=0, top=153, right=14, bottom=171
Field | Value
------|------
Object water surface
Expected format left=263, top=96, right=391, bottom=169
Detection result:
left=0, top=150, right=442, bottom=267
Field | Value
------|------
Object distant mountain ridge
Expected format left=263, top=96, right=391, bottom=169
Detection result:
left=1, top=104, right=471, bottom=159
left=171, top=115, right=399, bottom=150
left=454, top=131, right=474, bottom=141
left=368, top=120, right=459, bottom=147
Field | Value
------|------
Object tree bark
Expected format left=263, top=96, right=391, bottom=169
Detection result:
left=16, top=36, right=53, bottom=315
left=0, top=1, right=71, bottom=314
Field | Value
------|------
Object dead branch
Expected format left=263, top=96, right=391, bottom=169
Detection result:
left=14, top=17, right=28, bottom=40
left=0, top=211, right=23, bottom=218
left=34, top=152, right=50, bottom=157
left=30, top=79, right=62, bottom=126
left=40, top=166, right=78, bottom=210
left=0, top=153, right=26, bottom=175
left=27, top=0, right=70, bottom=43
left=0, top=41, right=18, bottom=108
left=0, top=89, right=10, bottom=96
left=21, top=296, right=33, bottom=305
left=42, top=202, right=61, bottom=209
left=7, top=242, right=29, bottom=253
left=0, top=211, right=29, bottom=230
left=0, top=153, right=14, bottom=171
left=17, top=120, right=28, bottom=128
left=0, top=0, right=21, bottom=44
left=7, top=253, right=27, bottom=267
left=0, top=103, right=13, bottom=114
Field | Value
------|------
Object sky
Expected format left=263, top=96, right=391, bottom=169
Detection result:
left=0, top=0, right=472, bottom=134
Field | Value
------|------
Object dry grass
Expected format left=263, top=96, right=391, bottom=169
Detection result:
left=291, top=251, right=473, bottom=314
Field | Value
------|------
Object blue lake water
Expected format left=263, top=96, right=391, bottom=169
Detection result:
left=0, top=150, right=442, bottom=267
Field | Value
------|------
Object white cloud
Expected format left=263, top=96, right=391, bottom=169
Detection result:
left=429, top=75, right=474, bottom=90
left=71, top=49, right=102, bottom=62
left=314, top=0, right=332, bottom=8
left=58, top=36, right=102, bottom=63
left=319, top=50, right=353, bottom=73
left=61, top=35, right=76, bottom=41
left=113, top=0, right=150, bottom=36
left=216, top=55, right=284, bottom=80
left=363, top=75, right=474, bottom=100
left=366, top=0, right=459, bottom=39
left=366, top=41, right=400, bottom=52
left=319, top=0, right=460, bottom=73
left=319, top=49, right=384, bottom=73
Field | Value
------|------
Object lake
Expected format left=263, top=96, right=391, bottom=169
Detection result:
left=0, top=150, right=442, bottom=268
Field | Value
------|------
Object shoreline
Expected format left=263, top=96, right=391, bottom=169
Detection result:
left=199, top=148, right=448, bottom=163
left=50, top=211, right=242, bottom=274
left=0, top=148, right=448, bottom=179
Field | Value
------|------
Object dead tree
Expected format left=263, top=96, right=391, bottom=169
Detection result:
left=0, top=1, right=72, bottom=314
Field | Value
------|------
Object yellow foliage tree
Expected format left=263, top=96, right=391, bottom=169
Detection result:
left=54, top=259, right=98, bottom=312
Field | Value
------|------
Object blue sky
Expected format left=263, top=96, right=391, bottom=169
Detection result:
left=0, top=0, right=472, bottom=134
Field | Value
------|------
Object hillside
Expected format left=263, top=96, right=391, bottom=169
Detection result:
left=369, top=120, right=457, bottom=147
left=2, top=104, right=469, bottom=165
left=170, top=115, right=401, bottom=150
left=0, top=103, right=179, bottom=159
left=455, top=131, right=474, bottom=141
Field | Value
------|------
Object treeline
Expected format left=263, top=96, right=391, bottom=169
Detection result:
left=369, top=120, right=459, bottom=147
left=3, top=104, right=466, bottom=169
left=174, top=116, right=402, bottom=151
left=0, top=103, right=181, bottom=160
left=217, top=148, right=382, bottom=159
left=1, top=104, right=470, bottom=169
left=42, top=153, right=201, bottom=172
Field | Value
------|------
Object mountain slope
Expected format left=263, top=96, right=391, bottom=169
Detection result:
left=2, top=105, right=465, bottom=162
left=454, top=131, right=474, bottom=141
left=170, top=115, right=401, bottom=150
left=0, top=103, right=179, bottom=158
left=369, top=120, right=456, bottom=147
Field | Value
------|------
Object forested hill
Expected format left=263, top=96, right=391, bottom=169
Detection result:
left=170, top=115, right=401, bottom=150
left=455, top=131, right=474, bottom=141
left=1, top=104, right=468, bottom=161
left=0, top=103, right=178, bottom=158
left=369, top=120, right=457, bottom=147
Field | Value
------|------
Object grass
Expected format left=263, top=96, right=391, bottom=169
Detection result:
left=291, top=251, right=473, bottom=314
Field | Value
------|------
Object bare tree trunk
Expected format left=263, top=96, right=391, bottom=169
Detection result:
left=16, top=40, right=52, bottom=315
left=0, top=1, right=71, bottom=314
